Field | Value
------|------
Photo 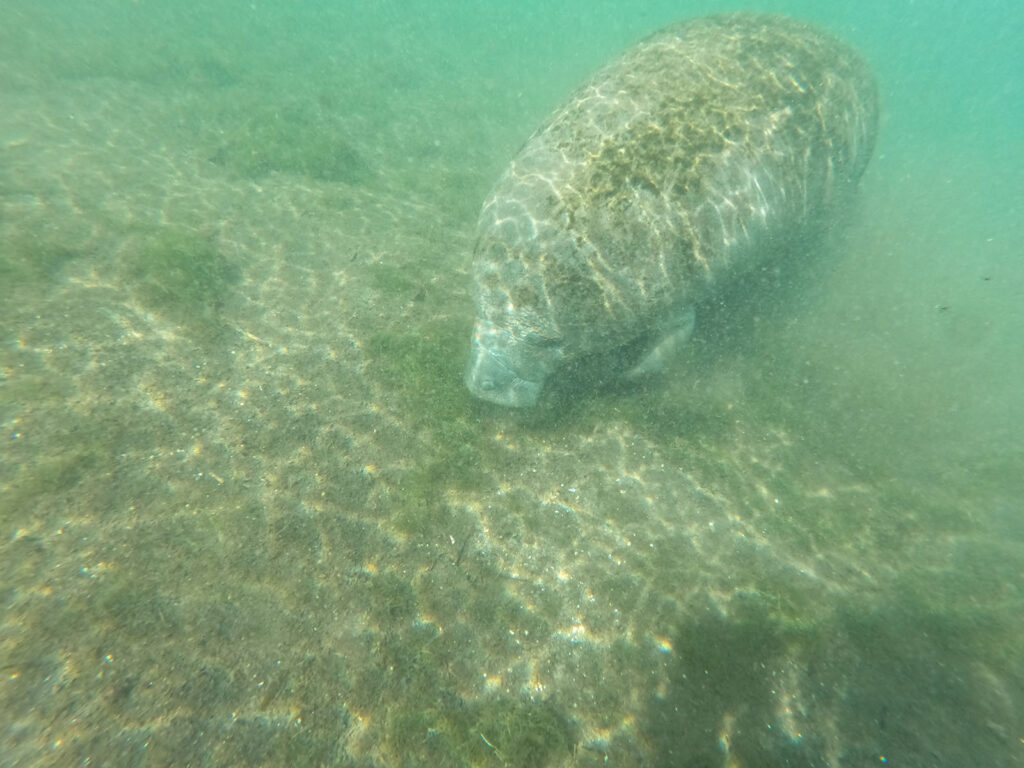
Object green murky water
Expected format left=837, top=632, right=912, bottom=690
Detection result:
left=1, top=2, right=1021, bottom=766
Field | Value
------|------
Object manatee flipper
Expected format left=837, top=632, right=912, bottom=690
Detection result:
left=626, top=306, right=696, bottom=380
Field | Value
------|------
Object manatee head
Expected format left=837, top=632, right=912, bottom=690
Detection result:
left=464, top=231, right=569, bottom=408
left=466, top=120, right=631, bottom=407
left=465, top=318, right=564, bottom=408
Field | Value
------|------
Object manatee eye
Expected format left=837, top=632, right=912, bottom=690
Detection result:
left=523, top=332, right=559, bottom=348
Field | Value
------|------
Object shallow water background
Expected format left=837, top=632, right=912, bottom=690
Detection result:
left=2, top=1, right=1021, bottom=766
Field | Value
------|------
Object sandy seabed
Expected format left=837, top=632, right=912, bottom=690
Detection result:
left=1, top=50, right=1022, bottom=768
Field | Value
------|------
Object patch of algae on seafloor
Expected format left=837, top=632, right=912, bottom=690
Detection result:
left=0, top=231, right=82, bottom=304
left=210, top=99, right=371, bottom=184
left=365, top=312, right=504, bottom=496
left=119, top=226, right=241, bottom=343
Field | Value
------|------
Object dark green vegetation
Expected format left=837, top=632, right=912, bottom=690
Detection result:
left=361, top=286, right=504, bottom=498
left=119, top=226, right=241, bottom=344
left=211, top=99, right=372, bottom=184
left=0, top=230, right=83, bottom=305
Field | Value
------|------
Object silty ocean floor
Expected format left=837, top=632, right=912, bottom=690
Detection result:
left=1, top=9, right=1023, bottom=768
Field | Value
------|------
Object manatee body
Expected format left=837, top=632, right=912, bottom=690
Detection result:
left=465, top=13, right=878, bottom=407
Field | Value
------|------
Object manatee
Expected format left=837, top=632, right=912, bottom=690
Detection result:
left=465, top=13, right=878, bottom=407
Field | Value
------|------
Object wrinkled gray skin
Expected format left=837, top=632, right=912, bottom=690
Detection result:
left=466, top=13, right=878, bottom=407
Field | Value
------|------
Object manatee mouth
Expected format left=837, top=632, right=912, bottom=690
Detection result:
left=464, top=340, right=544, bottom=408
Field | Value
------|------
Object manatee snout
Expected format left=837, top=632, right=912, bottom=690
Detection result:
left=465, top=322, right=561, bottom=408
